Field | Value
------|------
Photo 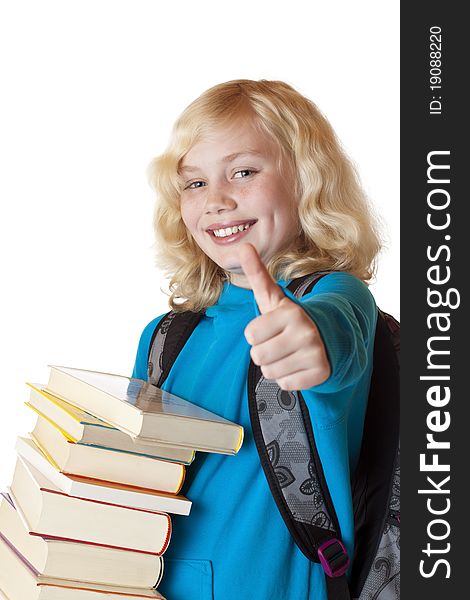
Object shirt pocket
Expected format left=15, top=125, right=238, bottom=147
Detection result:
left=159, top=558, right=214, bottom=600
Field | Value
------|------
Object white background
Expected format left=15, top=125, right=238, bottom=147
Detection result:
left=0, top=1, right=399, bottom=487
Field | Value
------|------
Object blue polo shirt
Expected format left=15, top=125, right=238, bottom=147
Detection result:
left=132, top=272, right=377, bottom=600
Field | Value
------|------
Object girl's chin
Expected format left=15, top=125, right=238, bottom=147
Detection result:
left=206, top=243, right=271, bottom=275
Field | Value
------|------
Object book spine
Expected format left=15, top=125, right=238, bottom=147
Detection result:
left=0, top=531, right=39, bottom=576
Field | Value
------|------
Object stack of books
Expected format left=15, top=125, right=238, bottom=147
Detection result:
left=0, top=366, right=244, bottom=599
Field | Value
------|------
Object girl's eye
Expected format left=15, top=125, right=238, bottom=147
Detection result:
left=183, top=169, right=256, bottom=190
left=233, top=169, right=256, bottom=179
left=185, top=180, right=206, bottom=190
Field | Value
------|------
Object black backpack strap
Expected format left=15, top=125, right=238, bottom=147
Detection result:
left=248, top=271, right=351, bottom=599
left=146, top=308, right=210, bottom=491
left=350, top=311, right=400, bottom=599
left=286, top=271, right=331, bottom=296
left=147, top=310, right=205, bottom=386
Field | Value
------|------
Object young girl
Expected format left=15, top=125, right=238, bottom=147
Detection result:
left=132, top=79, right=381, bottom=600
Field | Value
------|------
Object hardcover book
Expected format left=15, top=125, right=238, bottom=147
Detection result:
left=31, top=414, right=185, bottom=494
left=15, top=436, right=192, bottom=516
left=26, top=384, right=195, bottom=465
left=0, top=533, right=166, bottom=599
left=45, top=366, right=244, bottom=454
left=0, top=493, right=164, bottom=588
left=9, top=456, right=172, bottom=555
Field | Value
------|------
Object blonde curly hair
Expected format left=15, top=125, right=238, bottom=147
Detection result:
left=148, top=79, right=382, bottom=312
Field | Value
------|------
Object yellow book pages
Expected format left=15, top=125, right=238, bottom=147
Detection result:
left=25, top=403, right=77, bottom=442
left=26, top=383, right=114, bottom=429
left=235, top=426, right=245, bottom=453
left=29, top=434, right=61, bottom=471
left=26, top=384, right=197, bottom=466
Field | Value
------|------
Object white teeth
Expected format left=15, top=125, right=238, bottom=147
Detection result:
left=211, top=222, right=252, bottom=238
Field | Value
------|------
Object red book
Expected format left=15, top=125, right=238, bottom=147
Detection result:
left=0, top=531, right=166, bottom=599
left=9, top=456, right=171, bottom=555
left=0, top=493, right=164, bottom=588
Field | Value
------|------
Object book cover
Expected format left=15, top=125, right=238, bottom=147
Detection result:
left=0, top=533, right=166, bottom=599
left=9, top=456, right=172, bottom=555
left=46, top=366, right=244, bottom=454
left=31, top=415, right=185, bottom=494
left=26, top=384, right=196, bottom=464
left=0, top=493, right=164, bottom=588
left=15, top=437, right=192, bottom=516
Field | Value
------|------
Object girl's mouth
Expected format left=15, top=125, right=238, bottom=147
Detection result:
left=206, top=220, right=257, bottom=244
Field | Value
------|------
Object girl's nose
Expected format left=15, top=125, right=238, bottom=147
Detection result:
left=204, top=184, right=237, bottom=214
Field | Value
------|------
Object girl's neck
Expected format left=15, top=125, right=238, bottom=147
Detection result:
left=228, top=272, right=252, bottom=289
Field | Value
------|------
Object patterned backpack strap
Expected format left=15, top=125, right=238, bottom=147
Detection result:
left=248, top=272, right=351, bottom=600
left=147, top=310, right=205, bottom=387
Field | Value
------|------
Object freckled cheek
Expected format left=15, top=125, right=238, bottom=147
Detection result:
left=245, top=179, right=279, bottom=214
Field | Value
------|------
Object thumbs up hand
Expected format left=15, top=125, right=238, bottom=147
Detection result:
left=239, top=244, right=331, bottom=391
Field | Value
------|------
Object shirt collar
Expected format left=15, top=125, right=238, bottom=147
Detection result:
left=205, top=278, right=291, bottom=317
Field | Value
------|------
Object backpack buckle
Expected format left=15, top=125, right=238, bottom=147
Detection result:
left=317, top=538, right=350, bottom=577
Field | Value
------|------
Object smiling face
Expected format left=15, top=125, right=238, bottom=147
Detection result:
left=179, top=119, right=299, bottom=288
